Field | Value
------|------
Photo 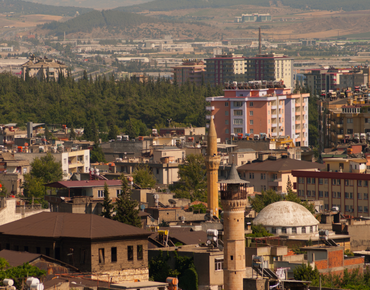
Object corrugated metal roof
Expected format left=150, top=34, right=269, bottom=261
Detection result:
left=46, top=180, right=122, bottom=188
left=0, top=212, right=150, bottom=239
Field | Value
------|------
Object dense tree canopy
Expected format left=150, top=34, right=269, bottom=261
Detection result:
left=172, top=154, right=207, bottom=202
left=0, top=74, right=221, bottom=138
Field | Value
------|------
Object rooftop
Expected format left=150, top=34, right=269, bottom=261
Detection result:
left=237, top=158, right=325, bottom=172
left=0, top=212, right=150, bottom=239
left=45, top=180, right=122, bottom=188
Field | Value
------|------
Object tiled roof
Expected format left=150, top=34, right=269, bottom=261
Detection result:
left=0, top=212, right=150, bottom=239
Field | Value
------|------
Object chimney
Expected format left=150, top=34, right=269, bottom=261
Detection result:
left=259, top=27, right=262, bottom=54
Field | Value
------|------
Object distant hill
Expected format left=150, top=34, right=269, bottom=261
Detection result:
left=116, top=0, right=370, bottom=12
left=0, top=0, right=92, bottom=16
left=41, top=10, right=162, bottom=35
left=115, top=0, right=269, bottom=12
left=24, top=0, right=154, bottom=9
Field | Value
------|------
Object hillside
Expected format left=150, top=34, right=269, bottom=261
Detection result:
left=41, top=10, right=161, bottom=35
left=117, top=0, right=370, bottom=12
left=40, top=9, right=222, bottom=39
left=24, top=0, right=154, bottom=9
left=0, top=0, right=92, bottom=16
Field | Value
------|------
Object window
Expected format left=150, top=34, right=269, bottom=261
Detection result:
left=365, top=181, right=368, bottom=186
left=36, top=247, right=41, bottom=254
left=250, top=129, right=254, bottom=134
left=337, top=179, right=341, bottom=185
left=312, top=190, right=316, bottom=197
left=249, top=173, right=254, bottom=179
left=271, top=227, right=276, bottom=234
left=98, top=190, right=104, bottom=198
left=128, top=246, right=134, bottom=261
left=215, top=259, right=224, bottom=271
left=337, top=192, right=341, bottom=198
left=225, top=111, right=229, bottom=116
left=345, top=179, right=349, bottom=186
left=233, top=119, right=243, bottom=125
left=333, top=192, right=336, bottom=198
left=307, top=190, right=311, bottom=197
left=111, top=247, right=117, bottom=262
left=312, top=178, right=316, bottom=184
left=225, top=129, right=229, bottom=134
left=345, top=192, right=349, bottom=198
left=261, top=173, right=266, bottom=180
left=249, top=102, right=254, bottom=107
left=302, top=227, right=306, bottom=234
left=250, top=120, right=254, bottom=125
left=359, top=206, right=363, bottom=212
left=307, top=178, right=311, bottom=184
left=117, top=189, right=122, bottom=196
left=358, top=193, right=362, bottom=199
left=319, top=178, right=323, bottom=185
left=298, top=177, right=304, bottom=184
left=350, top=192, right=353, bottom=199
left=319, top=191, right=323, bottom=197
left=99, top=248, right=105, bottom=264
left=249, top=111, right=254, bottom=116
left=365, top=193, right=369, bottom=200
left=64, top=158, right=67, bottom=164
left=225, top=102, right=229, bottom=107
left=282, top=227, right=286, bottom=233
left=46, top=248, right=50, bottom=256
left=347, top=118, right=353, bottom=123
left=137, top=245, right=143, bottom=260
left=233, top=101, right=243, bottom=107
left=332, top=179, right=336, bottom=185
left=365, top=206, right=369, bottom=213
left=234, top=110, right=243, bottom=116
left=325, top=191, right=329, bottom=197
left=234, top=128, right=243, bottom=133
left=310, top=226, right=313, bottom=233
left=358, top=180, right=362, bottom=187
left=292, top=227, right=297, bottom=234
left=324, top=179, right=328, bottom=184
left=24, top=246, right=28, bottom=252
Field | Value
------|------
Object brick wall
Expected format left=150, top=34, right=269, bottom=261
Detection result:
left=315, top=260, right=328, bottom=270
left=328, top=250, right=344, bottom=268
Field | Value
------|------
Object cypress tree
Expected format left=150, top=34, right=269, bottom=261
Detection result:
left=101, top=183, right=114, bottom=219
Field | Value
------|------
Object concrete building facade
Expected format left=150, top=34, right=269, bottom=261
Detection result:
left=172, top=60, right=205, bottom=86
left=206, top=86, right=309, bottom=145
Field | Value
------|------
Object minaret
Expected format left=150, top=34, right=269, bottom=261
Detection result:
left=206, top=117, right=220, bottom=218
left=220, top=165, right=249, bottom=290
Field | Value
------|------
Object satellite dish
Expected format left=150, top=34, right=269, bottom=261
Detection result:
left=140, top=204, right=146, bottom=210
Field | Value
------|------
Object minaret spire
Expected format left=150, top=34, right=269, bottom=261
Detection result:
left=206, top=117, right=220, bottom=218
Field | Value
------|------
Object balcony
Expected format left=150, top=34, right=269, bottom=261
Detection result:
left=268, top=178, right=282, bottom=187
left=206, top=106, right=215, bottom=111
left=271, top=114, right=277, bottom=119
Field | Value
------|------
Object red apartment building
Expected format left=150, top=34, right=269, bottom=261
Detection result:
left=206, top=84, right=309, bottom=146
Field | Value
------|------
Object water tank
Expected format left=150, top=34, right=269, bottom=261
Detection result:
left=3, top=279, right=14, bottom=286
left=26, top=278, right=39, bottom=287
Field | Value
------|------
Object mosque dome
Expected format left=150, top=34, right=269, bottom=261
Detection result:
left=253, top=201, right=319, bottom=235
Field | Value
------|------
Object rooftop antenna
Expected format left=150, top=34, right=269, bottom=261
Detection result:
left=259, top=27, right=262, bottom=54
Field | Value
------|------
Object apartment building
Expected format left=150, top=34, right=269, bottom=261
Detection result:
left=329, top=103, right=370, bottom=144
left=205, top=54, right=247, bottom=86
left=304, top=67, right=369, bottom=94
left=21, top=55, right=68, bottom=81
left=245, top=54, right=294, bottom=89
left=293, top=170, right=370, bottom=216
left=206, top=84, right=309, bottom=145
left=172, top=60, right=205, bottom=86
left=237, top=157, right=324, bottom=194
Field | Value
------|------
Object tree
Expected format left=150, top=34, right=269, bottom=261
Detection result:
left=285, top=189, right=316, bottom=214
left=23, top=153, right=62, bottom=206
left=114, top=176, right=141, bottom=227
left=172, top=154, right=207, bottom=202
left=293, top=263, right=319, bottom=285
left=246, top=225, right=274, bottom=237
left=0, top=258, right=46, bottom=289
left=90, top=142, right=106, bottom=163
left=108, top=122, right=120, bottom=140
left=133, top=165, right=156, bottom=189
left=248, top=189, right=282, bottom=213
left=44, top=125, right=52, bottom=141
left=69, top=123, right=76, bottom=140
left=100, top=183, right=114, bottom=219
left=29, top=153, right=63, bottom=183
